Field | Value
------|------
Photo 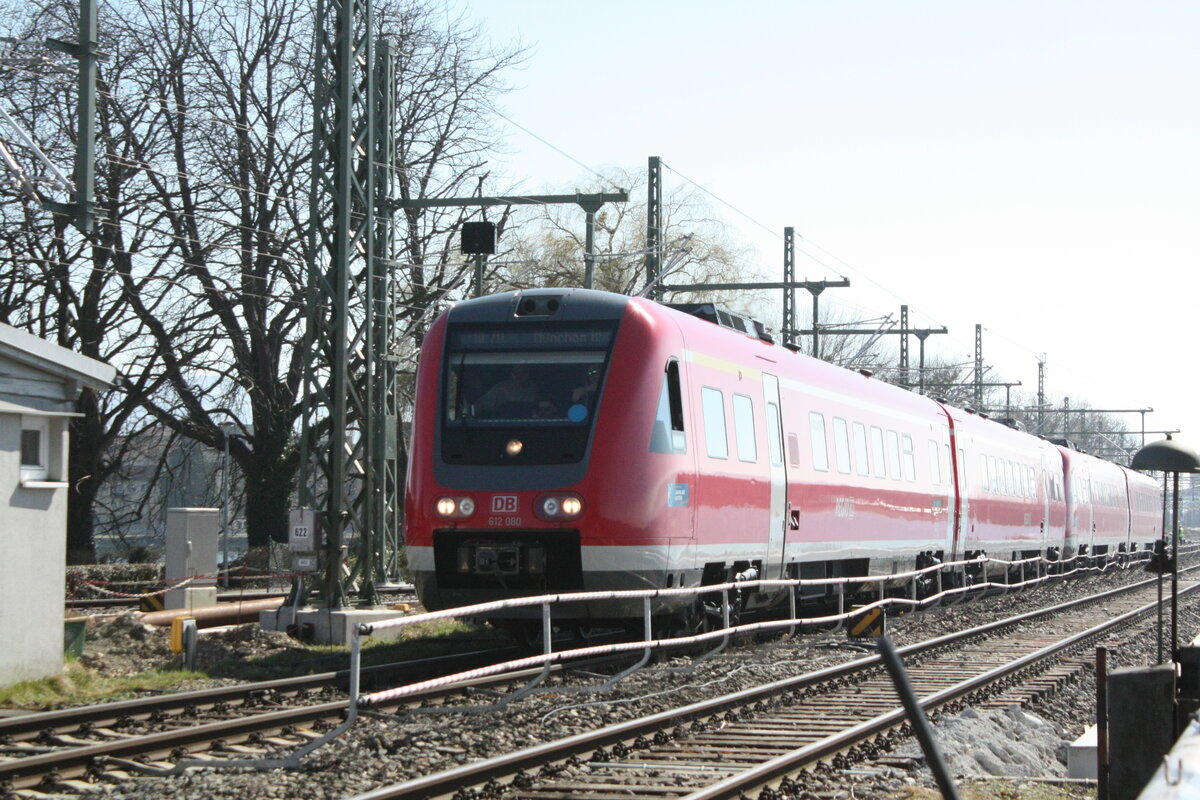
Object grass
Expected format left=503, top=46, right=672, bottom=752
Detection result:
left=0, top=660, right=209, bottom=710
left=0, top=617, right=511, bottom=710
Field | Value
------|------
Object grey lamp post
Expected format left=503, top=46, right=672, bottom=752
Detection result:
left=1131, top=435, right=1200, bottom=663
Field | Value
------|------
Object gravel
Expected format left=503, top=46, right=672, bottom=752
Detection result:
left=50, top=564, right=1192, bottom=800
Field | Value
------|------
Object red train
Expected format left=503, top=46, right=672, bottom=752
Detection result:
left=404, top=288, right=1163, bottom=624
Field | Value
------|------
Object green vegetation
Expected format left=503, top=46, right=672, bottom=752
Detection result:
left=0, top=662, right=208, bottom=710
left=0, top=617, right=507, bottom=710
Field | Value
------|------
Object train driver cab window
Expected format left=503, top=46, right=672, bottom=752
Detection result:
left=809, top=412, right=829, bottom=471
left=650, top=360, right=687, bottom=455
left=701, top=387, right=728, bottom=459
left=733, top=394, right=757, bottom=462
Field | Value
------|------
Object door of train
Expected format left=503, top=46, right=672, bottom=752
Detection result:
left=762, top=373, right=787, bottom=579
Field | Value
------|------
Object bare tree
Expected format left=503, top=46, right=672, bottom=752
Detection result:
left=1, top=0, right=525, bottom=553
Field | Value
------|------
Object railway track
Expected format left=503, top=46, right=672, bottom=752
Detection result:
left=0, top=644, right=545, bottom=792
left=2, top=572, right=1188, bottom=797
left=353, top=576, right=1196, bottom=800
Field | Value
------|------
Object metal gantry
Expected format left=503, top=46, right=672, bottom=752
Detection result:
left=301, top=0, right=379, bottom=608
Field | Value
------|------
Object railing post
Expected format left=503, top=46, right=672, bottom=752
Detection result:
left=643, top=596, right=653, bottom=643
left=788, top=583, right=797, bottom=637
left=542, top=602, right=552, bottom=656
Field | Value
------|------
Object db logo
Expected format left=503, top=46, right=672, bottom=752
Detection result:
left=491, top=495, right=519, bottom=513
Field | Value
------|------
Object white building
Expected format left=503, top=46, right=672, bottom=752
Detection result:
left=0, top=322, right=116, bottom=687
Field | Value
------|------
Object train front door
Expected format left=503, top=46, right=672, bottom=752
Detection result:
left=762, top=373, right=787, bottom=579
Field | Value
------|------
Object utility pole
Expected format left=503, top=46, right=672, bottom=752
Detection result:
left=974, top=324, right=983, bottom=410
left=646, top=156, right=663, bottom=300
left=799, top=307, right=946, bottom=385
left=301, top=0, right=378, bottom=609
left=1037, top=355, right=1046, bottom=435
left=782, top=228, right=796, bottom=349
left=2, top=0, right=106, bottom=232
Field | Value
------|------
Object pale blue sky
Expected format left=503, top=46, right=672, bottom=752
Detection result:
left=465, top=1, right=1200, bottom=449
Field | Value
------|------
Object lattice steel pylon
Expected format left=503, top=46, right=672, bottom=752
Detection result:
left=301, top=0, right=386, bottom=608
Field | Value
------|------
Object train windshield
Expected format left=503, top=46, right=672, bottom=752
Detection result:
left=445, top=350, right=609, bottom=426
left=441, top=322, right=616, bottom=466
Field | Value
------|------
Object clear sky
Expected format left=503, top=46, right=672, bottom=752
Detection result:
left=462, top=1, right=1200, bottom=453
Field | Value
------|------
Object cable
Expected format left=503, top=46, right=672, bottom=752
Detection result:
left=491, top=107, right=623, bottom=193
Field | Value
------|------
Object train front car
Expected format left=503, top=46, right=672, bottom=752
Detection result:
left=405, top=289, right=700, bottom=623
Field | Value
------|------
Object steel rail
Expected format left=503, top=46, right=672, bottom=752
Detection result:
left=0, top=644, right=528, bottom=741
left=683, top=584, right=1200, bottom=800
left=350, top=573, right=1190, bottom=800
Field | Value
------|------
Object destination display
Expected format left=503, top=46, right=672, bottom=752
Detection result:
left=449, top=324, right=613, bottom=350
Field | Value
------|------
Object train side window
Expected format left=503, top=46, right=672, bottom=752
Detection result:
left=832, top=417, right=851, bottom=474
left=733, top=394, right=757, bottom=463
left=701, top=387, right=728, bottom=459
left=886, top=430, right=902, bottom=481
left=787, top=433, right=801, bottom=467
left=928, top=441, right=941, bottom=485
left=901, top=434, right=916, bottom=481
left=852, top=422, right=869, bottom=476
left=650, top=363, right=687, bottom=455
left=766, top=402, right=783, bottom=467
left=1028, top=467, right=1036, bottom=499
left=958, top=448, right=967, bottom=488
left=870, top=426, right=886, bottom=478
left=943, top=444, right=952, bottom=487
left=809, top=412, right=829, bottom=471
left=990, top=456, right=1000, bottom=495
left=981, top=454, right=990, bottom=492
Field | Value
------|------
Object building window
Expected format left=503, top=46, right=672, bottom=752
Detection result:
left=20, top=416, right=49, bottom=482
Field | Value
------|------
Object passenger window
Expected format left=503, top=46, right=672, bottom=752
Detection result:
left=886, top=430, right=902, bottom=481
left=871, top=426, right=887, bottom=478
left=766, top=402, right=783, bottom=468
left=733, top=394, right=757, bottom=463
left=852, top=422, right=869, bottom=476
left=981, top=454, right=990, bottom=492
left=809, top=412, right=829, bottom=471
left=701, top=387, right=728, bottom=459
left=649, top=362, right=687, bottom=454
left=833, top=417, right=851, bottom=474
left=787, top=432, right=800, bottom=467
left=901, top=434, right=916, bottom=481
left=928, top=441, right=941, bottom=486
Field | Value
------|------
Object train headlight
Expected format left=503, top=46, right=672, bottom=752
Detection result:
left=534, top=492, right=584, bottom=521
left=506, top=439, right=524, bottom=457
left=435, top=496, right=476, bottom=519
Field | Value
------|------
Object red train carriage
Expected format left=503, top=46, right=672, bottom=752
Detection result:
left=404, top=288, right=1161, bottom=624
